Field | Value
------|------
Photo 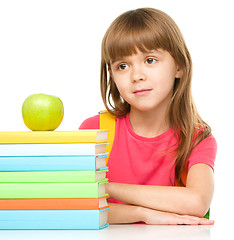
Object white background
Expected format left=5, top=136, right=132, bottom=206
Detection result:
left=0, top=0, right=233, bottom=228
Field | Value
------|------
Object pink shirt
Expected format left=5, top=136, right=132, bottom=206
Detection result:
left=79, top=113, right=217, bottom=204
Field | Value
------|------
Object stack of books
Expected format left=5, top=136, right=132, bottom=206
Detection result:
left=0, top=130, right=110, bottom=230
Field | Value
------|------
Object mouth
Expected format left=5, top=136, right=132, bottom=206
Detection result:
left=133, top=89, right=152, bottom=96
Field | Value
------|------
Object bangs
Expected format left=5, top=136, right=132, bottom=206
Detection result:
left=102, top=9, right=171, bottom=64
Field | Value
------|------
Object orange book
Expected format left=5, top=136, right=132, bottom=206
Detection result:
left=0, top=196, right=109, bottom=210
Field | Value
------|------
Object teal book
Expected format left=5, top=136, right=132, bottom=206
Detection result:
left=0, top=170, right=108, bottom=183
left=0, top=209, right=110, bottom=230
left=0, top=155, right=108, bottom=171
left=0, top=143, right=107, bottom=156
left=0, top=181, right=108, bottom=198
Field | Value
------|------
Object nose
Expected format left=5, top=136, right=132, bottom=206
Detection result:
left=131, top=66, right=146, bottom=83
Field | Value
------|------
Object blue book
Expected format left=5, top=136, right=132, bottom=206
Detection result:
left=0, top=209, right=109, bottom=230
left=0, top=155, right=108, bottom=171
left=0, top=143, right=107, bottom=156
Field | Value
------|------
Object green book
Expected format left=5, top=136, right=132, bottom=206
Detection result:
left=0, top=170, right=108, bottom=183
left=0, top=181, right=107, bottom=199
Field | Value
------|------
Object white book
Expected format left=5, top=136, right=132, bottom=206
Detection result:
left=0, top=143, right=108, bottom=156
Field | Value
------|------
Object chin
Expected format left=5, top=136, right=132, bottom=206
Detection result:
left=131, top=105, right=155, bottom=113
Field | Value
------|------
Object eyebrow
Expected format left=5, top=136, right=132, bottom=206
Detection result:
left=110, top=49, right=164, bottom=64
left=143, top=49, right=164, bottom=55
left=110, top=58, right=124, bottom=65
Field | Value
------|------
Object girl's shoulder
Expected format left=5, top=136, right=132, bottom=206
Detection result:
left=79, top=115, right=100, bottom=129
left=194, top=125, right=217, bottom=145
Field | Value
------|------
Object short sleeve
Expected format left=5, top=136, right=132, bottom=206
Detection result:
left=187, top=134, right=217, bottom=171
left=79, top=115, right=100, bottom=129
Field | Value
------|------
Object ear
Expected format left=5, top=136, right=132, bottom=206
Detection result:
left=175, top=65, right=183, bottom=78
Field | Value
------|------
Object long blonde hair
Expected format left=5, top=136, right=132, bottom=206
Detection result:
left=100, top=8, right=211, bottom=186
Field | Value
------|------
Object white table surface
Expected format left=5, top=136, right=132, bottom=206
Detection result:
left=0, top=220, right=231, bottom=240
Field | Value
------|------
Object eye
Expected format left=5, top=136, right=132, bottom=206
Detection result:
left=118, top=63, right=129, bottom=70
left=145, top=58, right=157, bottom=64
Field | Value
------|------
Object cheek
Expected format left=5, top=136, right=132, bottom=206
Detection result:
left=153, top=72, right=175, bottom=95
left=113, top=79, right=132, bottom=103
left=113, top=79, right=122, bottom=92
left=115, top=83, right=128, bottom=98
left=112, top=76, right=128, bottom=94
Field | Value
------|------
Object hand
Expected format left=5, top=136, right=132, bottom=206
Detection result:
left=140, top=207, right=214, bottom=225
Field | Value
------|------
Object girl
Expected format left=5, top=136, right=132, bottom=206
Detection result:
left=79, top=8, right=217, bottom=225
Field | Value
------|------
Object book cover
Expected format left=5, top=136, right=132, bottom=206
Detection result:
left=0, top=143, right=108, bottom=156
left=0, top=155, right=108, bottom=171
left=0, top=196, right=109, bottom=210
left=0, top=181, right=108, bottom=198
left=0, top=170, right=108, bottom=183
left=0, top=209, right=109, bottom=230
left=0, top=130, right=108, bottom=144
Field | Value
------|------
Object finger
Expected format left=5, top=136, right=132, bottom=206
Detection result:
left=179, top=215, right=215, bottom=225
left=166, top=215, right=199, bottom=225
left=177, top=217, right=199, bottom=225
left=198, top=218, right=215, bottom=225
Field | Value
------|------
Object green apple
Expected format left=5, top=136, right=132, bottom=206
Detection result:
left=22, top=93, right=64, bottom=131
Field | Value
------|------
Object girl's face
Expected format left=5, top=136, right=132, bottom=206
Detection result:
left=110, top=49, right=183, bottom=114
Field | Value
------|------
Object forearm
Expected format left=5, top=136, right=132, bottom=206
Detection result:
left=107, top=202, right=142, bottom=224
left=106, top=183, right=209, bottom=217
left=107, top=202, right=214, bottom=225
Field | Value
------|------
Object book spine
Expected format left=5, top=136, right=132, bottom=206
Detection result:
left=0, top=182, right=108, bottom=199
left=0, top=130, right=108, bottom=144
left=0, top=143, right=107, bottom=156
left=0, top=155, right=108, bottom=171
left=0, top=210, right=110, bottom=230
left=0, top=197, right=109, bottom=210
left=0, top=170, right=108, bottom=183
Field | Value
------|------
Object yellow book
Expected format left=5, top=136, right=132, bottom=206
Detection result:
left=0, top=130, right=108, bottom=144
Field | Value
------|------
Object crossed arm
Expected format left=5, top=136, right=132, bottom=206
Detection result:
left=105, top=163, right=215, bottom=225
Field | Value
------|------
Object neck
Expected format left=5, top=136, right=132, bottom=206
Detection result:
left=129, top=108, right=170, bottom=138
